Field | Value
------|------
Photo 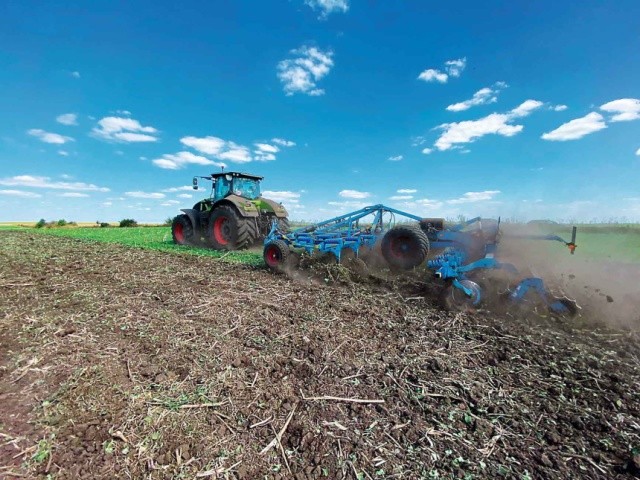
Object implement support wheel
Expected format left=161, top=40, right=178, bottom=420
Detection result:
left=381, top=225, right=430, bottom=270
left=264, top=240, right=290, bottom=272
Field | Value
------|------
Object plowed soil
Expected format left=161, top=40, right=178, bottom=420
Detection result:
left=1, top=231, right=639, bottom=479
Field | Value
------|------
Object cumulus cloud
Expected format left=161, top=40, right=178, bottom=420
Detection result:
left=0, top=189, right=42, bottom=198
left=447, top=190, right=501, bottom=204
left=541, top=112, right=607, bottom=141
left=390, top=195, right=413, bottom=201
left=160, top=200, right=181, bottom=206
left=181, top=136, right=252, bottom=163
left=0, top=175, right=109, bottom=192
left=397, top=189, right=417, bottom=194
left=262, top=190, right=301, bottom=204
left=553, top=104, right=568, bottom=112
left=600, top=98, right=640, bottom=122
left=418, top=57, right=466, bottom=84
left=339, top=189, right=370, bottom=199
left=92, top=116, right=159, bottom=142
left=636, top=147, right=640, bottom=156
left=388, top=155, right=403, bottom=161
left=422, top=147, right=433, bottom=155
left=305, top=0, right=349, bottom=18
left=162, top=186, right=193, bottom=193
left=60, top=192, right=89, bottom=198
left=327, top=200, right=369, bottom=210
left=447, top=82, right=506, bottom=112
left=71, top=71, right=80, bottom=78
left=152, top=151, right=226, bottom=170
left=278, top=45, right=334, bottom=96
left=254, top=143, right=279, bottom=161
left=435, top=100, right=543, bottom=151
left=27, top=129, right=74, bottom=144
left=56, top=113, right=78, bottom=126
left=125, top=191, right=165, bottom=199
left=177, top=193, right=192, bottom=199
left=58, top=150, right=69, bottom=156
left=271, top=138, right=296, bottom=147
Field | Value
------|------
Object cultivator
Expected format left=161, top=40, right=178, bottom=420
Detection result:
left=263, top=205, right=579, bottom=315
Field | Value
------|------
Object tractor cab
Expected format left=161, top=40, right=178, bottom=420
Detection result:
left=193, top=172, right=263, bottom=201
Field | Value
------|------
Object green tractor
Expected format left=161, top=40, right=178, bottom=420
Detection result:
left=171, top=171, right=289, bottom=250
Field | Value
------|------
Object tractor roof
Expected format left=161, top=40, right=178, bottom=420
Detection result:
left=210, top=172, right=263, bottom=181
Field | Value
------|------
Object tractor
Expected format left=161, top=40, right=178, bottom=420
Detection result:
left=171, top=171, right=289, bottom=250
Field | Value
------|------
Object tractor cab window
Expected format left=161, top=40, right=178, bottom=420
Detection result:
left=214, top=176, right=232, bottom=199
left=232, top=177, right=261, bottom=200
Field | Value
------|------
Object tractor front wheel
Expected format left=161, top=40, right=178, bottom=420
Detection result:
left=264, top=240, right=290, bottom=272
left=172, top=215, right=196, bottom=246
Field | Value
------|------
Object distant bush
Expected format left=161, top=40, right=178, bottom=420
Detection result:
left=57, top=219, right=68, bottom=227
left=99, top=222, right=110, bottom=228
left=164, top=217, right=173, bottom=226
left=35, top=219, right=46, bottom=228
left=119, top=218, right=138, bottom=228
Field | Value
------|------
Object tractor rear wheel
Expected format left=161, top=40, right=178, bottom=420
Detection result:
left=264, top=240, right=290, bottom=272
left=172, top=215, right=196, bottom=246
left=381, top=225, right=430, bottom=270
left=207, top=205, right=257, bottom=250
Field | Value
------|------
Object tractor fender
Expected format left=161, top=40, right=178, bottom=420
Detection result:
left=179, top=209, right=200, bottom=230
left=214, top=196, right=260, bottom=218
left=259, top=198, right=288, bottom=218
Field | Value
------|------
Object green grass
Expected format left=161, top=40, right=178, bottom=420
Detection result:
left=22, top=226, right=264, bottom=266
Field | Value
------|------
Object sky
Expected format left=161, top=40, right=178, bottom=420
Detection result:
left=1, top=0, right=639, bottom=223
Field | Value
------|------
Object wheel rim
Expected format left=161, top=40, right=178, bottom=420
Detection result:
left=213, top=216, right=231, bottom=245
left=389, top=235, right=416, bottom=259
left=264, top=245, right=281, bottom=268
left=174, top=223, right=185, bottom=243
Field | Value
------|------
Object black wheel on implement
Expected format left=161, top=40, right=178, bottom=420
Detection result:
left=171, top=214, right=196, bottom=246
left=207, top=205, right=257, bottom=250
left=264, top=240, right=290, bottom=272
left=381, top=225, right=430, bottom=270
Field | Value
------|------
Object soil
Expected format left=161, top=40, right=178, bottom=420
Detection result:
left=1, top=230, right=639, bottom=479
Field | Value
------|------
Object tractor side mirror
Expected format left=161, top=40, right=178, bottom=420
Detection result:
left=192, top=177, right=198, bottom=190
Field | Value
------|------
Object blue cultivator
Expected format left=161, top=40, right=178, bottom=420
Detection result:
left=263, top=205, right=579, bottom=316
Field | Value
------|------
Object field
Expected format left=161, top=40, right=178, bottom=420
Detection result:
left=1, top=228, right=640, bottom=479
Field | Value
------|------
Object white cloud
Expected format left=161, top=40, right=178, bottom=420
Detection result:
left=58, top=150, right=69, bottom=156
left=262, top=190, right=301, bottom=203
left=92, top=116, right=159, bottom=142
left=435, top=100, right=543, bottom=151
left=0, top=175, right=109, bottom=192
left=271, top=138, right=296, bottom=147
left=305, top=0, right=349, bottom=18
left=390, top=195, right=413, bottom=201
left=447, top=190, right=501, bottom=204
left=125, top=191, right=165, bottom=199
left=160, top=200, right=180, bottom=206
left=177, top=193, right=192, bottom=199
left=27, top=129, right=74, bottom=144
left=328, top=200, right=369, bottom=209
left=418, top=57, right=466, bottom=84
left=254, top=143, right=279, bottom=161
left=339, top=189, right=370, bottom=199
left=56, top=113, right=78, bottom=126
left=422, top=147, right=433, bottom=155
left=541, top=112, right=606, bottom=141
left=553, top=104, right=568, bottom=112
left=0, top=189, right=42, bottom=198
left=71, top=71, right=80, bottom=78
left=447, top=83, right=506, bottom=112
left=600, top=98, right=640, bottom=122
left=636, top=147, right=640, bottom=156
left=278, top=45, right=334, bottom=96
left=102, top=201, right=112, bottom=207
left=162, top=186, right=193, bottom=193
left=388, top=155, right=403, bottom=161
left=418, top=69, right=448, bottom=83
left=60, top=192, right=89, bottom=198
left=181, top=136, right=252, bottom=163
left=397, top=189, right=417, bottom=194
left=444, top=57, right=466, bottom=77
left=152, top=151, right=225, bottom=170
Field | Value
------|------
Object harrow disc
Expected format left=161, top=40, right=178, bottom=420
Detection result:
left=440, top=280, right=482, bottom=312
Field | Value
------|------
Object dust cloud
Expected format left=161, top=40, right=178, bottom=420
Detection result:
left=497, top=224, right=640, bottom=329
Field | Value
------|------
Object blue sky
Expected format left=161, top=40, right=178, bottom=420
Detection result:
left=1, top=0, right=639, bottom=223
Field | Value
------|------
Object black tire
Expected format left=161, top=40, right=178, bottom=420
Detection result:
left=207, top=205, right=257, bottom=250
left=172, top=215, right=196, bottom=246
left=381, top=225, right=430, bottom=270
left=277, top=217, right=290, bottom=233
left=264, top=240, right=290, bottom=272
